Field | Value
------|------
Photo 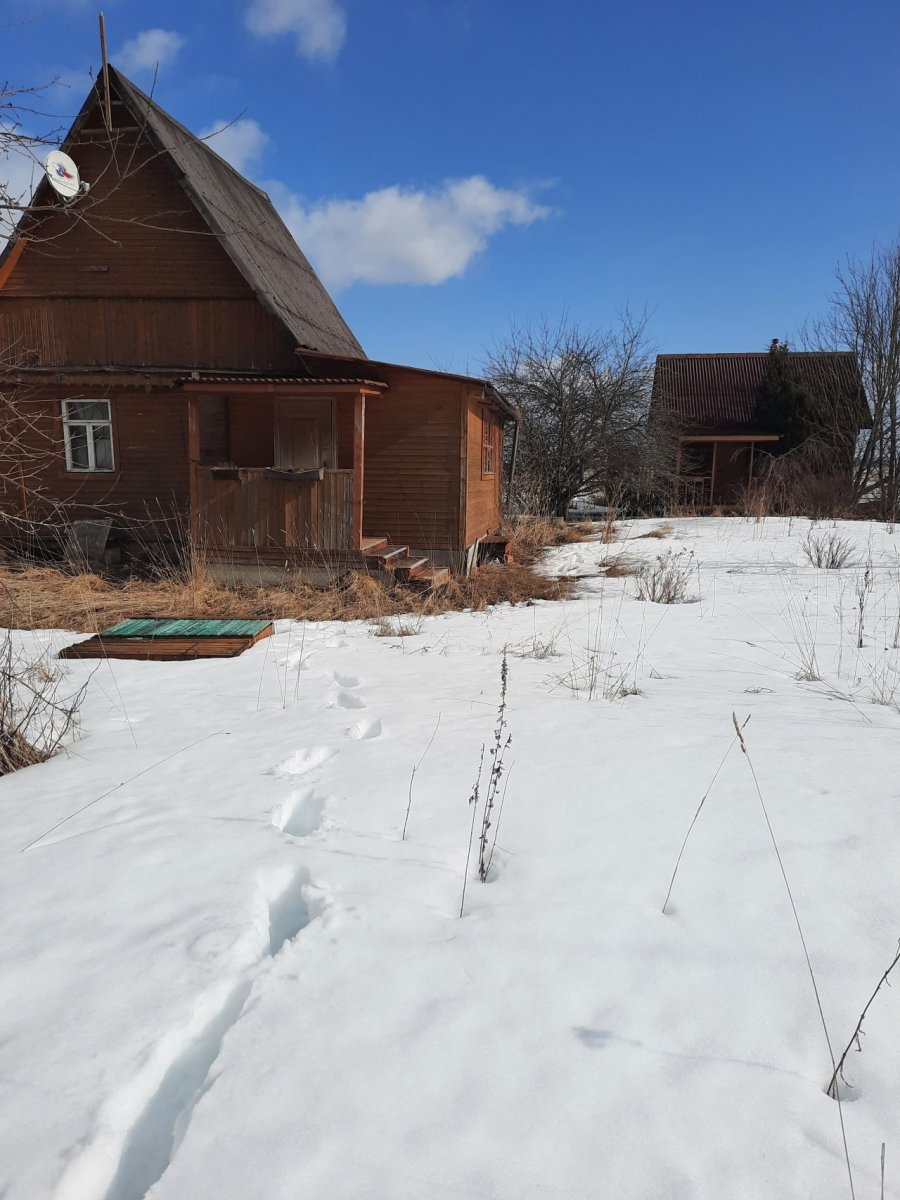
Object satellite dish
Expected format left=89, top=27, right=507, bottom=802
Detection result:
left=45, top=150, right=83, bottom=201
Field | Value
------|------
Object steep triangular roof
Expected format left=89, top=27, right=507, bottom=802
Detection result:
left=3, top=67, right=363, bottom=358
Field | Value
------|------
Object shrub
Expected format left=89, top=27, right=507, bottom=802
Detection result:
left=633, top=549, right=698, bottom=604
left=801, top=530, right=853, bottom=569
left=0, top=629, right=85, bottom=775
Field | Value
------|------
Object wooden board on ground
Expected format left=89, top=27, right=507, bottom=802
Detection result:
left=59, top=618, right=274, bottom=661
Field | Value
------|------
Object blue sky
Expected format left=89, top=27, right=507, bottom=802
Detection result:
left=6, top=0, right=900, bottom=370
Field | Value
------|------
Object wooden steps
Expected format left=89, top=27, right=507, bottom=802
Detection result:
left=408, top=566, right=450, bottom=590
left=391, top=556, right=429, bottom=581
left=362, top=539, right=450, bottom=591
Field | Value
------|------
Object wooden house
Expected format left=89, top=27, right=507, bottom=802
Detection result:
left=0, top=68, right=517, bottom=583
left=652, top=352, right=867, bottom=508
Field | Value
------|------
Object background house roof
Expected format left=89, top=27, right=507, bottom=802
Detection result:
left=652, top=351, right=868, bottom=429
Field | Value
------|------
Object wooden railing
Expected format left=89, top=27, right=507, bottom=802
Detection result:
left=195, top=467, right=354, bottom=550
left=675, top=475, right=713, bottom=509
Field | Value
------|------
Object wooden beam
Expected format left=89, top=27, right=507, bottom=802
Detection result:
left=0, top=238, right=26, bottom=291
left=710, top=441, right=718, bottom=506
left=187, top=394, right=200, bottom=548
left=458, top=386, right=468, bottom=551
left=98, top=13, right=113, bottom=131
left=678, top=434, right=780, bottom=444
left=352, top=392, right=365, bottom=550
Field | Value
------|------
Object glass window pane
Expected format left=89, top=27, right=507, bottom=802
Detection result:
left=92, top=427, right=113, bottom=470
left=67, top=426, right=90, bottom=469
left=66, top=401, right=109, bottom=422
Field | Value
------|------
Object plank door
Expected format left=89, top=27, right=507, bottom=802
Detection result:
left=274, top=399, right=335, bottom=469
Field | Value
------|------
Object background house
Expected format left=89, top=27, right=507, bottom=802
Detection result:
left=0, top=68, right=517, bottom=580
left=652, top=351, right=868, bottom=508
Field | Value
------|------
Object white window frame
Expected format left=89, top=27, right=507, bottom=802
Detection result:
left=61, top=399, right=115, bottom=473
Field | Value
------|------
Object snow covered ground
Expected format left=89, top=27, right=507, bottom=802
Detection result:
left=2, top=517, right=900, bottom=1200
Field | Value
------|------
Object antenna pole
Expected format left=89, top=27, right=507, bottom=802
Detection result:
left=98, top=11, right=113, bottom=130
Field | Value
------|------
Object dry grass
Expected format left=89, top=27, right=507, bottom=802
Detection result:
left=637, top=522, right=674, bottom=540
left=603, top=555, right=637, bottom=578
left=0, top=558, right=576, bottom=633
left=505, top=517, right=596, bottom=564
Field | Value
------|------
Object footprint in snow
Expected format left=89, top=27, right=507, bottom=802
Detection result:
left=274, top=746, right=337, bottom=776
left=58, top=864, right=324, bottom=1200
left=348, top=718, right=382, bottom=741
left=272, top=789, right=329, bottom=838
left=257, top=864, right=318, bottom=955
left=330, top=690, right=366, bottom=710
left=333, top=671, right=361, bottom=688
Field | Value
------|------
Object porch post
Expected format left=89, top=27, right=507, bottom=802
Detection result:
left=352, top=392, right=365, bottom=550
left=674, top=439, right=682, bottom=507
left=187, top=394, right=200, bottom=547
left=710, top=441, right=718, bottom=506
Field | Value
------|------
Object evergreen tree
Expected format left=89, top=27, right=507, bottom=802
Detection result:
left=756, top=339, right=822, bottom=454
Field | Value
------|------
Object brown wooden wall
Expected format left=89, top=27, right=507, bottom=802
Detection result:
left=362, top=369, right=463, bottom=551
left=226, top=396, right=274, bottom=466
left=464, top=396, right=503, bottom=546
left=0, top=298, right=298, bottom=370
left=3, top=388, right=189, bottom=535
left=197, top=467, right=353, bottom=550
left=0, top=101, right=297, bottom=370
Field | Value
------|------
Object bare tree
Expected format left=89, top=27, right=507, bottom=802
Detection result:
left=1, top=81, right=70, bottom=540
left=485, top=311, right=662, bottom=517
left=1, top=79, right=67, bottom=243
left=814, top=239, right=900, bottom=519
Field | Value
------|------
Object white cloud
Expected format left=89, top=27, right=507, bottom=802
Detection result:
left=115, top=29, right=186, bottom=75
left=1, top=139, right=42, bottom=244
left=200, top=118, right=270, bottom=175
left=245, top=0, right=346, bottom=62
left=273, top=176, right=551, bottom=290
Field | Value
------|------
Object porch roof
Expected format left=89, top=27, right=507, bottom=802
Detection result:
left=178, top=372, right=388, bottom=393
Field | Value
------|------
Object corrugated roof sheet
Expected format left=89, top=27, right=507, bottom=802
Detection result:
left=102, top=618, right=272, bottom=638
left=180, top=373, right=388, bottom=387
left=652, top=352, right=868, bottom=429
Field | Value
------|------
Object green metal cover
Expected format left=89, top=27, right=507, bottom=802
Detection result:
left=101, top=619, right=272, bottom=639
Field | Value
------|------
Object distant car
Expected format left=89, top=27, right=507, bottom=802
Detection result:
left=566, top=498, right=608, bottom=521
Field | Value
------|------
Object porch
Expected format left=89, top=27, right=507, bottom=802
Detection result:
left=184, top=376, right=380, bottom=565
left=181, top=375, right=450, bottom=587
left=674, top=434, right=780, bottom=508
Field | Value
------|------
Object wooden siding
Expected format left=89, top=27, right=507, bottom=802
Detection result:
left=362, top=369, right=462, bottom=551
left=196, top=468, right=353, bottom=550
left=464, top=396, right=503, bottom=546
left=335, top=395, right=355, bottom=469
left=0, top=297, right=298, bottom=370
left=0, top=109, right=298, bottom=370
left=199, top=396, right=229, bottom=465
left=2, top=388, right=190, bottom=532
left=227, top=395, right=274, bottom=466
left=7, top=132, right=252, bottom=299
